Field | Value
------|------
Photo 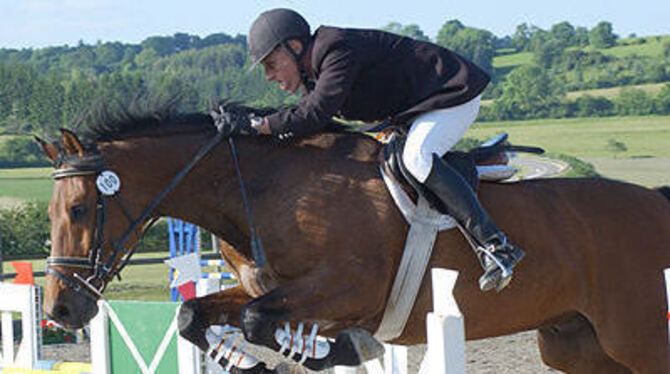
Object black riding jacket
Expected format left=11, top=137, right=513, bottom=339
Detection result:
left=265, top=26, right=490, bottom=139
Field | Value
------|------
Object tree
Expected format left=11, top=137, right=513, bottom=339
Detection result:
left=497, top=65, right=565, bottom=118
left=589, top=21, right=617, bottom=48
left=574, top=27, right=590, bottom=47
left=574, top=95, right=614, bottom=117
left=663, top=41, right=670, bottom=59
left=381, top=22, right=430, bottom=42
left=511, top=23, right=531, bottom=51
left=435, top=20, right=465, bottom=47
left=615, top=88, right=654, bottom=115
left=655, top=84, right=670, bottom=114
left=534, top=39, right=565, bottom=68
left=435, top=21, right=495, bottom=72
left=550, top=21, right=576, bottom=48
left=605, top=139, right=627, bottom=158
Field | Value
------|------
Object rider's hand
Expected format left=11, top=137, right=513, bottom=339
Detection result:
left=250, top=116, right=271, bottom=135
left=211, top=105, right=258, bottom=137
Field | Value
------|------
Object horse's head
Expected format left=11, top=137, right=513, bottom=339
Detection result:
left=36, top=129, right=140, bottom=329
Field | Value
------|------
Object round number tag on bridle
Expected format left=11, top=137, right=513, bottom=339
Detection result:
left=96, top=171, right=121, bottom=196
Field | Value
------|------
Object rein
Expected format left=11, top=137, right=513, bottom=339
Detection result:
left=48, top=129, right=267, bottom=300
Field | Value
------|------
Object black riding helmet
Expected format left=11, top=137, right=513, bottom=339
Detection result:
left=248, top=8, right=314, bottom=91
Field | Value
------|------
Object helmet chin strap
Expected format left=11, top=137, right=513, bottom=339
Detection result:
left=280, top=40, right=315, bottom=92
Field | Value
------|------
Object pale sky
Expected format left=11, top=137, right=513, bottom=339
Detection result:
left=2, top=0, right=669, bottom=49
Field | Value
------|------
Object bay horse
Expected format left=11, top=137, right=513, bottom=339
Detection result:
left=37, top=100, right=670, bottom=374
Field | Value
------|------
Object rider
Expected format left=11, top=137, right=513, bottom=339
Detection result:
left=246, top=8, right=524, bottom=291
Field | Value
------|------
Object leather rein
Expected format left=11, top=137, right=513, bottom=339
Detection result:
left=46, top=128, right=265, bottom=301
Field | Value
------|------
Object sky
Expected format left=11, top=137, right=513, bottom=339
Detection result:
left=2, top=0, right=669, bottom=49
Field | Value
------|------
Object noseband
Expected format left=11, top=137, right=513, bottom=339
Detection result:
left=47, top=152, right=146, bottom=301
left=47, top=125, right=268, bottom=302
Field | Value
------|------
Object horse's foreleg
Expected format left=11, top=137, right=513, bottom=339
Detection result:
left=240, top=274, right=386, bottom=371
left=178, top=285, right=252, bottom=350
left=178, top=285, right=281, bottom=373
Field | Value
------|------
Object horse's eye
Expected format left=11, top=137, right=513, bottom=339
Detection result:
left=70, top=204, right=87, bottom=222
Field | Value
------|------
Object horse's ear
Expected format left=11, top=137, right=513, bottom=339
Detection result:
left=60, top=128, right=85, bottom=157
left=34, top=135, right=60, bottom=163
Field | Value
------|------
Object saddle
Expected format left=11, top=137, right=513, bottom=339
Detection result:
left=373, top=132, right=544, bottom=341
left=379, top=132, right=545, bottom=210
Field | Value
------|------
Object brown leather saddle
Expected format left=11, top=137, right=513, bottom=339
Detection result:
left=380, top=132, right=545, bottom=206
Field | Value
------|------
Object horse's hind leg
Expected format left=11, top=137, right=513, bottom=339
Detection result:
left=537, top=314, right=632, bottom=374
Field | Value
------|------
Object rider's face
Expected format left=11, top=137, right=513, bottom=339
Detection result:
left=261, top=41, right=303, bottom=94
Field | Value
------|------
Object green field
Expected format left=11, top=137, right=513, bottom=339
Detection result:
left=492, top=35, right=670, bottom=71
left=468, top=115, right=670, bottom=158
left=599, top=35, right=670, bottom=58
left=0, top=167, right=53, bottom=207
left=1, top=252, right=198, bottom=302
left=492, top=51, right=533, bottom=69
left=467, top=115, right=670, bottom=187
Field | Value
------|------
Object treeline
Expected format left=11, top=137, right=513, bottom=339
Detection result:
left=0, top=201, right=173, bottom=258
left=0, top=32, right=295, bottom=137
left=1, top=20, right=669, bottom=139
left=479, top=64, right=670, bottom=121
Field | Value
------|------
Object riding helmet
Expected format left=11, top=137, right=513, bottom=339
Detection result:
left=247, top=8, right=311, bottom=70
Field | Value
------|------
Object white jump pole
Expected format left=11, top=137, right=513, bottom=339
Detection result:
left=419, top=268, right=465, bottom=374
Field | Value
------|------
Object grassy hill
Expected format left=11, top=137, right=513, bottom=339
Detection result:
left=492, top=35, right=670, bottom=71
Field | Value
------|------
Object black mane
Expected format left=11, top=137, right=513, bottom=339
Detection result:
left=74, top=96, right=347, bottom=142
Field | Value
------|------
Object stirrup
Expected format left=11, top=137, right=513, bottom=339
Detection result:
left=476, top=242, right=513, bottom=280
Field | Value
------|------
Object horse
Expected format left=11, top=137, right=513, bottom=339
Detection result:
left=37, top=100, right=670, bottom=374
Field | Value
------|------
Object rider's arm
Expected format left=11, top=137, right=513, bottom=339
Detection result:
left=264, top=47, right=360, bottom=140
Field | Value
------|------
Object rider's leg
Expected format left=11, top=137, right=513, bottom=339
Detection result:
left=401, top=95, right=524, bottom=292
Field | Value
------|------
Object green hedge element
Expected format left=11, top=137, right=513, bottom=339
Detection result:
left=547, top=153, right=600, bottom=178
left=0, top=201, right=172, bottom=258
left=0, top=201, right=50, bottom=257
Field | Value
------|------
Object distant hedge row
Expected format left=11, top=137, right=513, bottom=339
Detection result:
left=0, top=201, right=171, bottom=258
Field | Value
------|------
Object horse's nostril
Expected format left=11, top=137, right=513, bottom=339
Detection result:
left=52, top=302, right=71, bottom=321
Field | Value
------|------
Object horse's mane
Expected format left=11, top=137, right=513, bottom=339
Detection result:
left=74, top=95, right=348, bottom=143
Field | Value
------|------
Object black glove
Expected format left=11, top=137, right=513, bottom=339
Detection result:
left=210, top=105, right=258, bottom=137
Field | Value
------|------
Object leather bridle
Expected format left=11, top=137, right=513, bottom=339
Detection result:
left=46, top=151, right=147, bottom=300
left=46, top=124, right=268, bottom=302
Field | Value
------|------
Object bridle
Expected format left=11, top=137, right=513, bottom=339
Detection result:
left=46, top=123, right=268, bottom=302
left=46, top=151, right=151, bottom=300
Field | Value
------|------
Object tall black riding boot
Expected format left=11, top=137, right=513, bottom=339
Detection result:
left=423, top=154, right=525, bottom=292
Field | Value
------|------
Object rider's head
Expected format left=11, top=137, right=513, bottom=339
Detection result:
left=248, top=8, right=312, bottom=93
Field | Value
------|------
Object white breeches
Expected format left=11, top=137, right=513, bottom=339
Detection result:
left=402, top=95, right=482, bottom=183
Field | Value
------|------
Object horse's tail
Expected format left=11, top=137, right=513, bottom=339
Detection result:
left=657, top=186, right=670, bottom=202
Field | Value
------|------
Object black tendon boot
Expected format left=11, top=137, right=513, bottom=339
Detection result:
left=423, top=154, right=525, bottom=291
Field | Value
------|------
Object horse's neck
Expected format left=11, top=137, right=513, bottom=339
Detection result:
left=104, top=131, right=381, bottom=240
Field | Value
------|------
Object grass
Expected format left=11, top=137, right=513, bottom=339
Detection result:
left=492, top=51, right=533, bottom=69
left=599, top=35, right=670, bottom=59
left=490, top=35, right=670, bottom=71
left=2, top=252, right=191, bottom=302
left=469, top=115, right=670, bottom=158
left=468, top=115, right=670, bottom=187
left=0, top=167, right=53, bottom=207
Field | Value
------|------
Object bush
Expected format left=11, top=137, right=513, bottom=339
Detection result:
left=548, top=153, right=600, bottom=178
left=0, top=136, right=51, bottom=168
left=614, top=88, right=655, bottom=115
left=0, top=201, right=50, bottom=257
left=574, top=95, right=614, bottom=117
left=0, top=200, right=173, bottom=258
